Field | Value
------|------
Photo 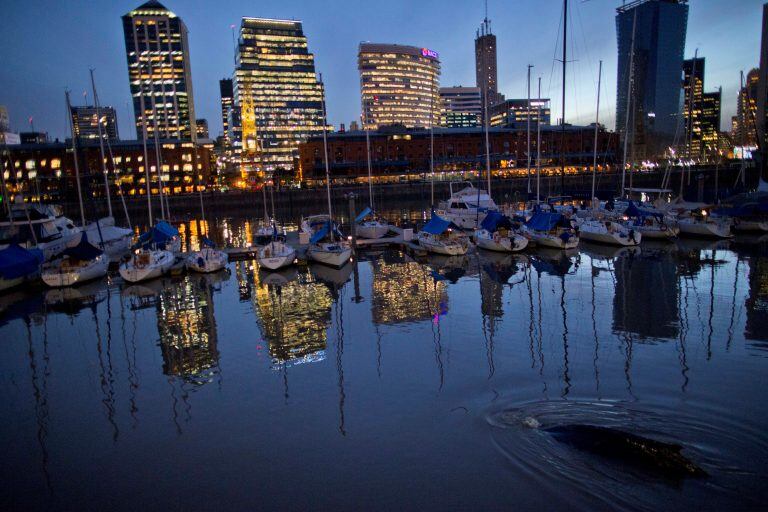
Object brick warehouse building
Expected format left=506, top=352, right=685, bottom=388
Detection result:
left=297, top=125, right=619, bottom=185
left=1, top=139, right=215, bottom=205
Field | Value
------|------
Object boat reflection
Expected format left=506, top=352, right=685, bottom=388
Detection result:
left=425, top=253, right=470, bottom=283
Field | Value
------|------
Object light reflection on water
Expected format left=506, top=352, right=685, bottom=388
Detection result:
left=1, top=219, right=768, bottom=511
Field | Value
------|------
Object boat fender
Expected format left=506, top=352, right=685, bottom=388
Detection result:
left=629, top=229, right=636, bottom=243
left=197, top=257, right=205, bottom=268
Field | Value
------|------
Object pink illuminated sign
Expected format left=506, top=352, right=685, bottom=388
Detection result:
left=421, top=48, right=439, bottom=59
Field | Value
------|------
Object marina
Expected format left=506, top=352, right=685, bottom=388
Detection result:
left=1, top=212, right=767, bottom=510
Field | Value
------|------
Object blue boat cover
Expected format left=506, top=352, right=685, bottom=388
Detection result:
left=310, top=220, right=344, bottom=244
left=0, top=243, right=43, bottom=279
left=201, top=236, right=216, bottom=248
left=155, top=221, right=179, bottom=237
left=480, top=211, right=513, bottom=232
left=63, top=232, right=103, bottom=260
left=134, top=221, right=178, bottom=249
left=310, top=224, right=329, bottom=244
left=624, top=201, right=663, bottom=219
left=355, top=207, right=373, bottom=223
left=525, top=212, right=564, bottom=232
left=421, top=213, right=453, bottom=235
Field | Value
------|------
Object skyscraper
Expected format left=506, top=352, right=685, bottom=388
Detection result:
left=219, top=78, right=234, bottom=145
left=234, top=18, right=326, bottom=177
left=195, top=119, right=209, bottom=139
left=440, top=86, right=481, bottom=128
left=70, top=106, right=119, bottom=141
left=616, top=0, right=688, bottom=158
left=122, top=1, right=196, bottom=140
left=734, top=69, right=760, bottom=148
left=358, top=43, right=441, bottom=129
left=682, top=57, right=720, bottom=159
left=757, top=2, right=768, bottom=156
left=475, top=16, right=503, bottom=109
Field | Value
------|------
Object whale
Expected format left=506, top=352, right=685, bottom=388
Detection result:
left=542, top=424, right=708, bottom=478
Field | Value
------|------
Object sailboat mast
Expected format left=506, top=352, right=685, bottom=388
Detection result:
left=483, top=84, right=491, bottom=196
left=65, top=90, right=86, bottom=226
left=527, top=64, right=532, bottom=194
left=137, top=77, right=153, bottom=226
left=430, top=93, right=435, bottom=207
left=536, top=77, right=542, bottom=204
left=621, top=9, right=637, bottom=199
left=89, top=69, right=113, bottom=219
left=560, top=0, right=567, bottom=194
left=365, top=118, right=374, bottom=210
left=320, top=75, right=333, bottom=237
left=592, top=60, right=603, bottom=209
left=151, top=102, right=167, bottom=220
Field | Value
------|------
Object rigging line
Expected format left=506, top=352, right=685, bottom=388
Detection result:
left=546, top=1, right=565, bottom=100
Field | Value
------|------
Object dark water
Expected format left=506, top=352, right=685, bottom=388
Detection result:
left=2, top=219, right=768, bottom=511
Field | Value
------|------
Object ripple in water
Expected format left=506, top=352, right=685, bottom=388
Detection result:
left=485, top=399, right=767, bottom=511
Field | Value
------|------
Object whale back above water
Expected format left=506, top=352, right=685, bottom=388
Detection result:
left=543, top=424, right=708, bottom=478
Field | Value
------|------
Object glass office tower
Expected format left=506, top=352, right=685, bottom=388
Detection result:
left=234, top=17, right=326, bottom=177
left=122, top=0, right=196, bottom=140
left=616, top=0, right=688, bottom=159
left=358, top=43, right=441, bottom=130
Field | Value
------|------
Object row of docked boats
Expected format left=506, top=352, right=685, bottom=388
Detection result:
left=406, top=182, right=768, bottom=256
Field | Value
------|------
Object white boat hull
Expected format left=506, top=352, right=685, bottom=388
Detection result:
left=439, top=210, right=488, bottom=230
left=258, top=243, right=296, bottom=270
left=186, top=248, right=229, bottom=273
left=733, top=220, right=768, bottom=233
left=42, top=254, right=109, bottom=288
left=678, top=219, right=732, bottom=238
left=636, top=225, right=679, bottom=239
left=579, top=229, right=641, bottom=246
left=416, top=233, right=469, bottom=255
left=84, top=222, right=133, bottom=261
left=356, top=222, right=390, bottom=239
left=475, top=231, right=528, bottom=253
left=307, top=243, right=352, bottom=267
left=527, top=231, right=580, bottom=250
left=119, top=250, right=175, bottom=283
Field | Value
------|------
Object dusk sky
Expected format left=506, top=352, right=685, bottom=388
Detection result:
left=0, top=0, right=763, bottom=140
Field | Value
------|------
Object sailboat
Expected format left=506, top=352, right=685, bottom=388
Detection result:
left=523, top=208, right=579, bottom=249
left=436, top=182, right=499, bottom=230
left=306, top=77, right=352, bottom=268
left=417, top=211, right=469, bottom=255
left=35, top=90, right=111, bottom=289
left=0, top=243, right=43, bottom=292
left=356, top=124, right=390, bottom=239
left=119, top=220, right=178, bottom=282
left=187, top=237, right=228, bottom=273
left=258, top=225, right=296, bottom=270
left=473, top=86, right=525, bottom=253
left=41, top=232, right=109, bottom=287
left=678, top=208, right=733, bottom=238
left=623, top=201, right=679, bottom=239
left=474, top=211, right=528, bottom=253
left=84, top=70, right=133, bottom=261
left=0, top=199, right=81, bottom=261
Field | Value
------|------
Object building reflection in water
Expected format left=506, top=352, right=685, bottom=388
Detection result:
left=241, top=261, right=332, bottom=366
left=745, top=254, right=768, bottom=348
left=612, top=245, right=679, bottom=340
left=156, top=274, right=224, bottom=385
left=370, top=252, right=449, bottom=326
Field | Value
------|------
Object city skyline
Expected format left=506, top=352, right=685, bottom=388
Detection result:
left=0, top=0, right=763, bottom=140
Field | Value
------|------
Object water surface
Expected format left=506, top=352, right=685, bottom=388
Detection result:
left=2, top=221, right=767, bottom=511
